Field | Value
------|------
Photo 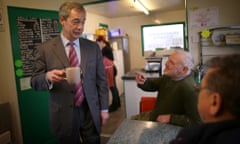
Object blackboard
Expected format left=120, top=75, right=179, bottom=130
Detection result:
left=8, top=6, right=60, bottom=144
left=17, top=17, right=59, bottom=77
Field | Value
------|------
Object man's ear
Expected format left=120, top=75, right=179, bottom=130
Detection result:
left=59, top=16, right=65, bottom=26
left=210, top=93, right=222, bottom=116
left=182, top=66, right=189, bottom=74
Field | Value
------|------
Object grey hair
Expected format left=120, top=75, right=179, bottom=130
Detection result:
left=174, top=50, right=194, bottom=75
left=59, top=1, right=86, bottom=20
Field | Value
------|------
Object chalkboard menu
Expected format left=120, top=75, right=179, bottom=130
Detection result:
left=17, top=17, right=60, bottom=77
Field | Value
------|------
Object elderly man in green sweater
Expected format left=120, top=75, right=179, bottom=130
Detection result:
left=134, top=50, right=201, bottom=127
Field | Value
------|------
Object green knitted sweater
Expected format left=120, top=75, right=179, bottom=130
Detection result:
left=138, top=74, right=201, bottom=127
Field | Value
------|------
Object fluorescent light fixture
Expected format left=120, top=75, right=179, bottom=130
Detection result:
left=134, top=0, right=149, bottom=15
left=154, top=19, right=161, bottom=24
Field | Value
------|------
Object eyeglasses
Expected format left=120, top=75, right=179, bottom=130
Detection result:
left=71, top=19, right=85, bottom=26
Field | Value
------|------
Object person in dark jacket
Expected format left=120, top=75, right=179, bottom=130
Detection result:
left=170, top=54, right=240, bottom=144
left=96, top=36, right=121, bottom=112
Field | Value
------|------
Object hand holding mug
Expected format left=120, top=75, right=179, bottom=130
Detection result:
left=65, top=67, right=81, bottom=84
left=46, top=69, right=65, bottom=83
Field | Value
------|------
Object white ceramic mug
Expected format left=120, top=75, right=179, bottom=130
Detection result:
left=65, top=67, right=81, bottom=84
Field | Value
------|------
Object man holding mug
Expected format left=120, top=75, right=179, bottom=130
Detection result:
left=31, top=2, right=109, bottom=144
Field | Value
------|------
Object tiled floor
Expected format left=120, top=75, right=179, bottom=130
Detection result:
left=100, top=96, right=125, bottom=144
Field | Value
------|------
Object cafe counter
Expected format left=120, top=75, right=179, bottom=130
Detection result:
left=122, top=69, right=159, bottom=118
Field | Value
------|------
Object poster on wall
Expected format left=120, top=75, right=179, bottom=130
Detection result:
left=189, top=7, right=219, bottom=29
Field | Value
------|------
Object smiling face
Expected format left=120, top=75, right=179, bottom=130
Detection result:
left=163, top=52, right=185, bottom=80
left=60, top=8, right=86, bottom=41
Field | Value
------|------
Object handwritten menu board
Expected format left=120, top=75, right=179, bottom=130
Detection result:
left=17, top=17, right=60, bottom=77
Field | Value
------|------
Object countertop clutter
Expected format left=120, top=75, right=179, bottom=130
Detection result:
left=107, top=119, right=182, bottom=144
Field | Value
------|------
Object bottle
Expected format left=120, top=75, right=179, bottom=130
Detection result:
left=196, top=70, right=201, bottom=84
left=195, top=64, right=202, bottom=84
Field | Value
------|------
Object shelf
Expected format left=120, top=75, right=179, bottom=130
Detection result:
left=199, top=26, right=240, bottom=64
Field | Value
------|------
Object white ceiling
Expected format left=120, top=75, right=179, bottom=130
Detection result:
left=79, top=0, right=185, bottom=18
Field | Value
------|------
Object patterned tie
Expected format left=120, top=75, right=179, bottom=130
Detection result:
left=69, top=42, right=84, bottom=106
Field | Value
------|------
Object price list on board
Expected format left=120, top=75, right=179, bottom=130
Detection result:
left=17, top=17, right=60, bottom=77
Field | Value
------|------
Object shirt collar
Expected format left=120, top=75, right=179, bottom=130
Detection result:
left=61, top=33, right=80, bottom=48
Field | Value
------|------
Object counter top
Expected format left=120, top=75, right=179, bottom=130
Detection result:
left=107, top=119, right=182, bottom=144
left=122, top=69, right=160, bottom=80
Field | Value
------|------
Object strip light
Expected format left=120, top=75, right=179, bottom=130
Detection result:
left=134, top=0, right=149, bottom=15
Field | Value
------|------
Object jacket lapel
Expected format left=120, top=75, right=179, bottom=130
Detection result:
left=79, top=38, right=88, bottom=76
left=52, top=36, right=70, bottom=68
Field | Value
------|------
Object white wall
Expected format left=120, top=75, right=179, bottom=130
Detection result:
left=187, top=0, right=240, bottom=65
left=84, top=12, right=110, bottom=34
left=110, top=10, right=186, bottom=70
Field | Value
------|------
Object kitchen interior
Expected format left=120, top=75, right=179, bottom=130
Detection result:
left=0, top=0, right=240, bottom=144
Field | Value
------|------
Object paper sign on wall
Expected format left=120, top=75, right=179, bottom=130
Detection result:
left=189, top=7, right=219, bottom=29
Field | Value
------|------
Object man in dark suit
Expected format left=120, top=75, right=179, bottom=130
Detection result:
left=31, top=2, right=109, bottom=144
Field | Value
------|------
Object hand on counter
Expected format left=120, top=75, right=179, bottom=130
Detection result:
left=135, top=71, right=146, bottom=84
left=156, top=114, right=171, bottom=124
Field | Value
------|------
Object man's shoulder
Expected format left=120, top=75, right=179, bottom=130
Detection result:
left=181, top=74, right=196, bottom=86
left=173, top=121, right=240, bottom=144
left=40, top=36, right=61, bottom=47
left=79, top=37, right=97, bottom=46
left=175, top=75, right=196, bottom=94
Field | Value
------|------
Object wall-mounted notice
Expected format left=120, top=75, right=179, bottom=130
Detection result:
left=17, top=17, right=60, bottom=77
left=189, top=7, right=219, bottom=29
